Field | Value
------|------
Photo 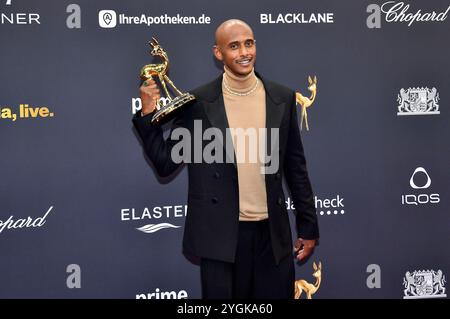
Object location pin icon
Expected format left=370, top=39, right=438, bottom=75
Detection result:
left=103, top=13, right=112, bottom=25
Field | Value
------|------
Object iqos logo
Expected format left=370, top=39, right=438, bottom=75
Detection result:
left=402, top=167, right=440, bottom=206
left=409, top=167, right=431, bottom=189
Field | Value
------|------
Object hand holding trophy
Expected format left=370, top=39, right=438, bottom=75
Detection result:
left=140, top=37, right=195, bottom=124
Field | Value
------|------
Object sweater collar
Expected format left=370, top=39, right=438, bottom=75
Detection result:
left=223, top=65, right=258, bottom=94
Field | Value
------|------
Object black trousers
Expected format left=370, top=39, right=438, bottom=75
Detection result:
left=200, top=219, right=294, bottom=299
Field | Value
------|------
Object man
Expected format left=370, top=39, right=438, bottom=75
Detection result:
left=133, top=19, right=319, bottom=299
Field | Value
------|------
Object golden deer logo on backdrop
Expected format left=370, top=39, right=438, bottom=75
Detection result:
left=294, top=261, right=322, bottom=299
left=295, top=76, right=317, bottom=131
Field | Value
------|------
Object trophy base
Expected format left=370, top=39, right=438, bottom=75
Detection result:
left=151, top=93, right=196, bottom=124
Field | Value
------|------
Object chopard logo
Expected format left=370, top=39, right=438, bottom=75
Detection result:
left=367, top=2, right=450, bottom=28
left=0, top=206, right=54, bottom=234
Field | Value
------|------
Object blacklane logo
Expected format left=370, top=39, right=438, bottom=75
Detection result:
left=260, top=12, right=334, bottom=24
left=401, top=167, right=440, bottom=206
left=99, top=10, right=116, bottom=28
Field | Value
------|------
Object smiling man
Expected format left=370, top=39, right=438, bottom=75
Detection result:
left=133, top=19, right=319, bottom=299
left=214, top=20, right=256, bottom=76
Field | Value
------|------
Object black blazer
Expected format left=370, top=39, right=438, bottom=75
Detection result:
left=133, top=73, right=319, bottom=265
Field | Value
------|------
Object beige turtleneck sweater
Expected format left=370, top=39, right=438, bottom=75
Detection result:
left=222, top=66, right=268, bottom=221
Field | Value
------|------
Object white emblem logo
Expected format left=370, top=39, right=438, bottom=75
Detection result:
left=409, top=167, right=431, bottom=189
left=397, top=87, right=440, bottom=115
left=137, top=223, right=181, bottom=234
left=403, top=269, right=447, bottom=299
left=98, top=10, right=117, bottom=28
left=401, top=167, right=440, bottom=206
left=121, top=206, right=186, bottom=234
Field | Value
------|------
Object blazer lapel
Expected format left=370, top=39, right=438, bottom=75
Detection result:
left=260, top=74, right=285, bottom=175
left=203, top=75, right=237, bottom=167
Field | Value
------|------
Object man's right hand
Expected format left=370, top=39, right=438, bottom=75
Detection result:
left=139, top=79, right=160, bottom=116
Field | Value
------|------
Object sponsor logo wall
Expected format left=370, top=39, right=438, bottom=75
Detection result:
left=0, top=0, right=448, bottom=298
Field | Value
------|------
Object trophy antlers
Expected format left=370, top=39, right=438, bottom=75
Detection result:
left=148, top=37, right=165, bottom=58
left=141, top=37, right=183, bottom=99
left=149, top=37, right=160, bottom=49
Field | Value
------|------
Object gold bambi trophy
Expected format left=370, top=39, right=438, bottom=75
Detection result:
left=140, top=37, right=195, bottom=124
left=295, top=76, right=317, bottom=131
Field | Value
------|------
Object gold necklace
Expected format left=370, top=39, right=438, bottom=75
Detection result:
left=223, top=74, right=259, bottom=96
